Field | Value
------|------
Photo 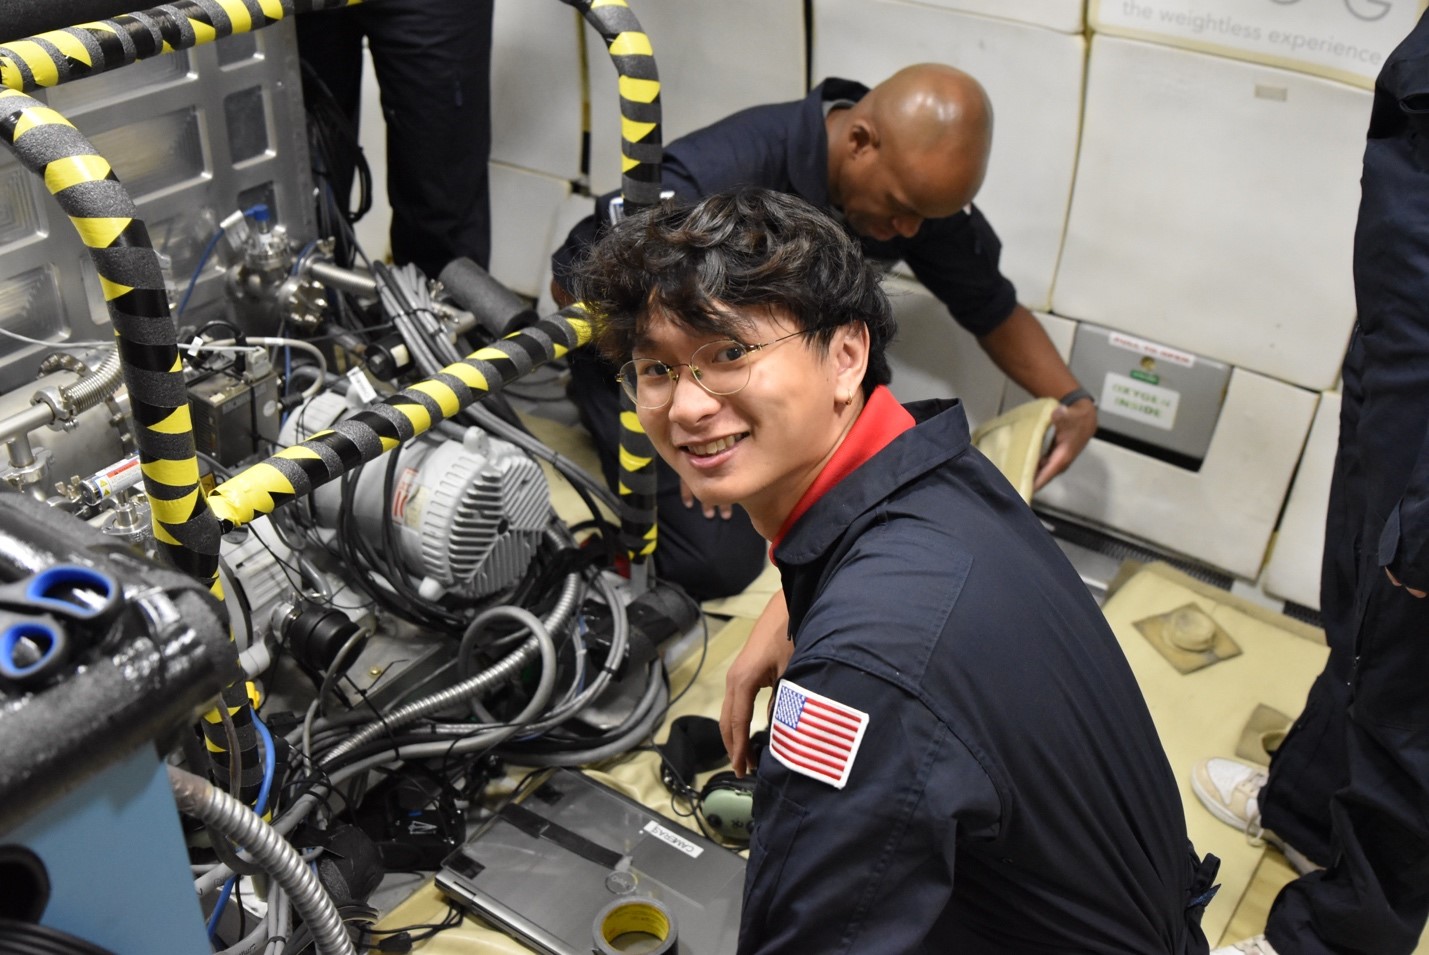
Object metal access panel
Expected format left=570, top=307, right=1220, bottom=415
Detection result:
left=0, top=21, right=316, bottom=395
left=1069, top=322, right=1232, bottom=468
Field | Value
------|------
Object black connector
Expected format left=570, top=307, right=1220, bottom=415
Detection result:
left=582, top=581, right=700, bottom=677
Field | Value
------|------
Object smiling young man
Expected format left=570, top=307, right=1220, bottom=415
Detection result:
left=574, top=188, right=1216, bottom=955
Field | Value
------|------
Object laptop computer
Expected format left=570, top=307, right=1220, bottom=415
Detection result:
left=436, top=768, right=746, bottom=954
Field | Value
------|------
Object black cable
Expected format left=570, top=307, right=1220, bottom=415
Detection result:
left=330, top=464, right=441, bottom=630
left=0, top=918, right=117, bottom=955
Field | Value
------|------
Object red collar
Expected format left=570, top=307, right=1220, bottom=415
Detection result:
left=771, top=385, right=914, bottom=554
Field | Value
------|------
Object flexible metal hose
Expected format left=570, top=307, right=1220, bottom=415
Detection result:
left=168, top=766, right=354, bottom=955
left=57, top=349, right=123, bottom=417
left=319, top=603, right=558, bottom=767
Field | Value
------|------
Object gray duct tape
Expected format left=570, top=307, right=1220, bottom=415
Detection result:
left=591, top=896, right=677, bottom=955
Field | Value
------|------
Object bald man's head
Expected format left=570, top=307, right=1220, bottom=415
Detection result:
left=826, top=64, right=994, bottom=242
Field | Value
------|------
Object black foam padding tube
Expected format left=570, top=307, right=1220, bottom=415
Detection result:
left=561, top=0, right=663, bottom=212
left=437, top=256, right=537, bottom=338
left=0, top=0, right=362, bottom=95
left=0, top=1, right=140, bottom=43
left=0, top=496, right=239, bottom=837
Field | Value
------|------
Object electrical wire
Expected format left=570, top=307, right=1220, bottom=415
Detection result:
left=178, top=227, right=226, bottom=318
left=207, top=876, right=237, bottom=940
left=252, top=711, right=277, bottom=817
left=0, top=327, right=114, bottom=350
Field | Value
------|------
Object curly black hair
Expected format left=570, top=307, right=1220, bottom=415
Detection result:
left=572, top=188, right=896, bottom=394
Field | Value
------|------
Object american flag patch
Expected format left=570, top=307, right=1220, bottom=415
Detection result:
left=769, top=680, right=869, bottom=789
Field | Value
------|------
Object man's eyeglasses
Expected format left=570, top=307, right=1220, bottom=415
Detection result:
left=616, top=329, right=814, bottom=410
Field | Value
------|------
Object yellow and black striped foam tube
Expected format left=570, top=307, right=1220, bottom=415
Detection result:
left=565, top=0, right=663, bottom=211
left=207, top=309, right=594, bottom=531
left=0, top=87, right=262, bottom=806
left=617, top=389, right=657, bottom=563
left=0, top=88, right=221, bottom=584
left=0, top=0, right=361, bottom=94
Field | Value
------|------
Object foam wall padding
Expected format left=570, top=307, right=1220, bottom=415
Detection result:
left=491, top=1, right=583, bottom=180
left=1088, top=0, right=1422, bottom=89
left=882, top=275, right=1007, bottom=431
left=488, top=161, right=572, bottom=301
left=905, top=0, right=1083, bottom=33
left=583, top=0, right=805, bottom=197
left=1263, top=391, right=1340, bottom=610
left=812, top=0, right=1085, bottom=312
left=1053, top=36, right=1368, bottom=392
left=1037, top=367, right=1318, bottom=579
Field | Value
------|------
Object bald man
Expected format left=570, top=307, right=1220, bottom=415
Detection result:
left=552, top=65, right=1096, bottom=601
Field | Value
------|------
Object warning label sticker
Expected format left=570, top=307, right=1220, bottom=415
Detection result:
left=1101, top=372, right=1180, bottom=432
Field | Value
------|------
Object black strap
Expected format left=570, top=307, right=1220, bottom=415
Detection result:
left=497, top=803, right=624, bottom=871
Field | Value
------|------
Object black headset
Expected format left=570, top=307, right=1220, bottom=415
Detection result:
left=656, top=715, right=758, bottom=843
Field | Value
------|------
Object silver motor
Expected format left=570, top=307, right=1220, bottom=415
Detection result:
left=282, top=391, right=551, bottom=600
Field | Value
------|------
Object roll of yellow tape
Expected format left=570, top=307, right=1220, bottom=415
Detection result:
left=592, top=896, right=677, bottom=955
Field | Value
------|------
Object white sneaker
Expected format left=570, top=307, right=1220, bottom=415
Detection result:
left=1191, top=757, right=1324, bottom=876
left=1211, top=934, right=1281, bottom=955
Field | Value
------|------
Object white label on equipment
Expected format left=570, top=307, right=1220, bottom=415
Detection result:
left=1101, top=372, right=1180, bottom=432
left=1107, top=331, right=1196, bottom=368
left=642, top=820, right=704, bottom=859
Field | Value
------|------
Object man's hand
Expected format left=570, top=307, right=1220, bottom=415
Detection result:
left=975, top=305, right=1095, bottom=491
left=1034, top=398, right=1097, bottom=491
left=682, top=477, right=734, bottom=520
left=721, top=591, right=793, bottom=776
left=1385, top=567, right=1428, bottom=598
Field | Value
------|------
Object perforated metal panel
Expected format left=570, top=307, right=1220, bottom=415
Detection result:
left=0, top=20, right=316, bottom=394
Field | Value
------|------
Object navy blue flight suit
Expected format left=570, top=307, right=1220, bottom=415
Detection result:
left=742, top=398, right=1214, bottom=954
left=1258, top=11, right=1429, bottom=954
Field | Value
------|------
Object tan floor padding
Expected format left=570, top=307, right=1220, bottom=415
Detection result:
left=1099, top=561, right=1329, bottom=945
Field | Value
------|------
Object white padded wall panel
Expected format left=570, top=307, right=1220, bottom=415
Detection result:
left=1002, top=312, right=1077, bottom=410
left=584, top=1, right=806, bottom=197
left=488, top=162, right=572, bottom=300
left=883, top=275, right=1007, bottom=431
left=812, top=0, right=1085, bottom=312
left=911, top=0, right=1083, bottom=33
left=1263, top=391, right=1340, bottom=610
left=1053, top=36, right=1368, bottom=391
left=1089, top=0, right=1421, bottom=89
left=1036, top=368, right=1318, bottom=580
left=490, top=1, right=584, bottom=179
left=354, top=41, right=392, bottom=261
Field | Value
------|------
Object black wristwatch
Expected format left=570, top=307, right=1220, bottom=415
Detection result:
left=1059, top=387, right=1095, bottom=407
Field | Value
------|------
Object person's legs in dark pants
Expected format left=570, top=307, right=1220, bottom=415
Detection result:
left=1262, top=334, right=1429, bottom=954
left=1260, top=343, right=1365, bottom=866
left=362, top=0, right=494, bottom=275
left=568, top=351, right=768, bottom=602
left=1264, top=576, right=1429, bottom=955
left=296, top=0, right=493, bottom=275
left=295, top=8, right=367, bottom=205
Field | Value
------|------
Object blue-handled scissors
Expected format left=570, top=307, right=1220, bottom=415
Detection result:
left=0, top=564, right=121, bottom=686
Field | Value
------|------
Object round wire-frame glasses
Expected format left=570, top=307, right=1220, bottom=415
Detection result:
left=616, top=329, right=813, bottom=409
